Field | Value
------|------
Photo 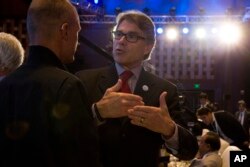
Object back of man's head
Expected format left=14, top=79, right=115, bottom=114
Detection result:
left=27, top=0, right=73, bottom=43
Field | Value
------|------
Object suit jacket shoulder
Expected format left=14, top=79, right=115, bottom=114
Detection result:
left=76, top=66, right=118, bottom=103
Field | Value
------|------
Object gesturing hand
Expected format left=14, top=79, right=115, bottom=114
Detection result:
left=128, top=92, right=175, bottom=137
left=96, top=79, right=144, bottom=118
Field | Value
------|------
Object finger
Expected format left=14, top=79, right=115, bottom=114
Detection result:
left=127, top=112, right=139, bottom=120
left=121, top=93, right=143, bottom=102
left=104, top=79, right=122, bottom=95
left=123, top=101, right=144, bottom=109
left=159, top=91, right=170, bottom=117
left=130, top=119, right=144, bottom=127
left=132, top=105, right=158, bottom=113
left=128, top=110, right=148, bottom=118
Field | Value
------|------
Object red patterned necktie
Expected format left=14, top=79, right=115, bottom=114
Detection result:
left=120, top=70, right=133, bottom=93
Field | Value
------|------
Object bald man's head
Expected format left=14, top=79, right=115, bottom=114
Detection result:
left=26, top=0, right=81, bottom=64
left=27, top=0, right=76, bottom=42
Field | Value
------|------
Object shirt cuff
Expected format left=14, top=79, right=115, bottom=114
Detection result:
left=92, top=103, right=106, bottom=125
left=162, top=123, right=179, bottom=154
left=91, top=104, right=97, bottom=118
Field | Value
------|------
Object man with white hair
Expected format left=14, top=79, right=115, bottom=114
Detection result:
left=0, top=32, right=24, bottom=81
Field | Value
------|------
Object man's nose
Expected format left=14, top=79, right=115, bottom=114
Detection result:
left=117, top=35, right=127, bottom=43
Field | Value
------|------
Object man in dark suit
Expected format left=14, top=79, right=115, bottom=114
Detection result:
left=0, top=0, right=100, bottom=167
left=76, top=10, right=198, bottom=167
left=235, top=100, right=250, bottom=139
left=197, top=107, right=249, bottom=151
left=197, top=92, right=211, bottom=110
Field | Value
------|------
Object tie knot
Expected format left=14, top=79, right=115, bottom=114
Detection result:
left=120, top=70, right=133, bottom=82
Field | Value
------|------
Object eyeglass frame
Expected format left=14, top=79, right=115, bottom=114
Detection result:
left=111, top=30, right=146, bottom=43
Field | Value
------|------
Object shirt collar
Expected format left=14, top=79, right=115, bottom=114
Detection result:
left=27, top=45, right=67, bottom=70
left=115, top=62, right=142, bottom=79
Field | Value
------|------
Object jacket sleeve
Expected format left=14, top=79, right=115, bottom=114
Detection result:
left=164, top=83, right=198, bottom=160
left=52, top=77, right=101, bottom=167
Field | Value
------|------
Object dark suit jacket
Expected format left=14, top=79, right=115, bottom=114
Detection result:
left=76, top=65, right=198, bottom=167
left=235, top=110, right=250, bottom=138
left=0, top=46, right=100, bottom=167
left=214, top=111, right=249, bottom=150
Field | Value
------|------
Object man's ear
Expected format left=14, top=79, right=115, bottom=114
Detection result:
left=206, top=143, right=211, bottom=150
left=60, top=23, right=69, bottom=40
left=144, top=43, right=154, bottom=55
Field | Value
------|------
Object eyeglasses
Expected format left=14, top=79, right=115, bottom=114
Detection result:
left=112, top=30, right=146, bottom=43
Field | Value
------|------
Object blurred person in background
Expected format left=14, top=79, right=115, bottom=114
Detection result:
left=197, top=92, right=210, bottom=109
left=196, top=107, right=249, bottom=151
left=0, top=32, right=25, bottom=81
left=172, top=94, right=203, bottom=137
left=189, top=131, right=222, bottom=167
left=235, top=100, right=250, bottom=139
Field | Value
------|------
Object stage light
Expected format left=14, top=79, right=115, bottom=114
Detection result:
left=211, top=27, right=218, bottom=34
left=94, top=0, right=99, bottom=4
left=157, top=27, right=164, bottom=34
left=166, top=28, right=178, bottom=40
left=182, top=27, right=189, bottom=34
left=195, top=27, right=206, bottom=39
left=219, top=23, right=242, bottom=44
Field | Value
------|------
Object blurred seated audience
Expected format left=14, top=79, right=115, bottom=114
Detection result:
left=0, top=32, right=24, bottom=81
left=196, top=106, right=249, bottom=151
left=201, top=129, right=230, bottom=155
left=189, top=131, right=222, bottom=167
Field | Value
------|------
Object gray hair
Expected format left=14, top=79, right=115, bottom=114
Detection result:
left=115, top=10, right=156, bottom=60
left=0, top=32, right=24, bottom=73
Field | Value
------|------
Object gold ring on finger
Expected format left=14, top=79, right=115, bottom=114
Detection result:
left=140, top=117, right=144, bottom=124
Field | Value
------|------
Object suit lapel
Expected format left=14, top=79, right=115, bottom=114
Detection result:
left=98, top=65, right=119, bottom=94
left=134, top=69, right=156, bottom=105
